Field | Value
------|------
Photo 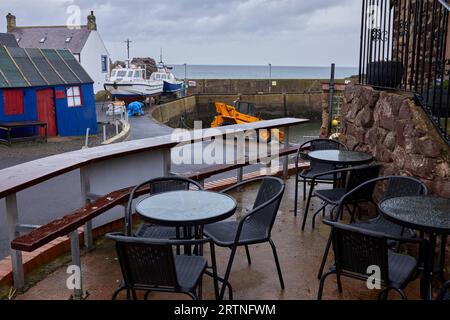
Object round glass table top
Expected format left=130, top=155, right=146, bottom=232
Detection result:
left=379, top=196, right=450, bottom=234
left=308, top=150, right=373, bottom=165
left=135, top=190, right=237, bottom=226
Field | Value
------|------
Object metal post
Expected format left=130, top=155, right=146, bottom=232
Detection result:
left=80, top=168, right=93, bottom=250
left=184, top=63, right=187, bottom=97
left=283, top=126, right=290, bottom=178
left=268, top=63, right=272, bottom=93
left=5, top=194, right=24, bottom=291
left=162, top=148, right=171, bottom=176
left=237, top=167, right=243, bottom=183
left=70, top=231, right=83, bottom=300
left=327, top=63, right=336, bottom=137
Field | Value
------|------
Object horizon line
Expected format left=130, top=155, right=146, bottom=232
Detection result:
left=164, top=64, right=359, bottom=68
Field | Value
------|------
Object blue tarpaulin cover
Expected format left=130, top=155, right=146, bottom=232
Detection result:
left=127, top=101, right=145, bottom=117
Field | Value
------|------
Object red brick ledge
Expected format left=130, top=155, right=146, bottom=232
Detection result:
left=0, top=164, right=302, bottom=288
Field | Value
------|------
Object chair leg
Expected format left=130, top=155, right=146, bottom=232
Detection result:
left=198, top=275, right=203, bottom=300
left=186, top=292, right=198, bottom=300
left=245, top=245, right=252, bottom=265
left=392, top=288, right=407, bottom=300
left=144, top=290, right=152, bottom=300
left=302, top=181, right=315, bottom=231
left=112, top=285, right=127, bottom=300
left=131, top=289, right=137, bottom=300
left=269, top=239, right=285, bottom=290
left=329, top=205, right=338, bottom=220
left=219, top=245, right=238, bottom=300
left=318, top=233, right=332, bottom=279
left=336, top=272, right=343, bottom=294
left=377, top=287, right=390, bottom=300
left=312, top=204, right=328, bottom=229
left=294, top=175, right=299, bottom=217
left=303, top=178, right=307, bottom=201
left=317, top=270, right=336, bottom=300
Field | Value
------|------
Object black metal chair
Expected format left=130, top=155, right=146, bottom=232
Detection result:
left=302, top=164, right=381, bottom=230
left=438, top=281, right=450, bottom=300
left=106, top=232, right=225, bottom=300
left=125, top=176, right=203, bottom=238
left=351, top=176, right=427, bottom=238
left=294, top=139, right=348, bottom=217
left=317, top=175, right=427, bottom=279
left=318, top=220, right=423, bottom=300
left=204, top=176, right=285, bottom=299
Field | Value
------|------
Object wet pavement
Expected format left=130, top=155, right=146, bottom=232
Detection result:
left=14, top=178, right=430, bottom=300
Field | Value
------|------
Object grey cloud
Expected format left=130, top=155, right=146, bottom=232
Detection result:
left=1, top=0, right=361, bottom=65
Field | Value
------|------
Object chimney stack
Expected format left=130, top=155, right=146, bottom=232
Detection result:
left=87, top=11, right=97, bottom=31
left=6, top=13, right=16, bottom=32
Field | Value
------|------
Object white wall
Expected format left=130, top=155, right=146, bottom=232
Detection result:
left=80, top=31, right=110, bottom=93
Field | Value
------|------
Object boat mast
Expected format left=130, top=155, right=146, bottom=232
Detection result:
left=125, top=39, right=132, bottom=68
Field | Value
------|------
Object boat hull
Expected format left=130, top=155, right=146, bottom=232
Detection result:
left=104, top=82, right=163, bottom=98
left=163, top=80, right=182, bottom=93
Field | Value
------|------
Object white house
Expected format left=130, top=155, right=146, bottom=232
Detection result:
left=6, top=11, right=110, bottom=93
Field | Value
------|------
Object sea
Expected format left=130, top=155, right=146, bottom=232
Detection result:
left=170, top=64, right=358, bottom=80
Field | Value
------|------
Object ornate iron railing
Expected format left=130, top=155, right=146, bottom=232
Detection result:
left=358, top=0, right=450, bottom=143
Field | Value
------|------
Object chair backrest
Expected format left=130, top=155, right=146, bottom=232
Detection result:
left=310, top=139, right=348, bottom=152
left=336, top=175, right=427, bottom=221
left=343, top=164, right=381, bottom=198
left=325, top=220, right=390, bottom=285
left=382, top=176, right=428, bottom=200
left=106, top=233, right=180, bottom=290
left=241, top=177, right=285, bottom=241
left=296, top=138, right=348, bottom=173
left=126, top=176, right=203, bottom=235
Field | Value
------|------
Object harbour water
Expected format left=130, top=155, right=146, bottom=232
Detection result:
left=171, top=64, right=358, bottom=80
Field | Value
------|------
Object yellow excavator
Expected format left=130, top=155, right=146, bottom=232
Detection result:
left=211, top=101, right=284, bottom=142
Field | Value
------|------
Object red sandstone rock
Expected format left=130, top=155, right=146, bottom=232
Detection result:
left=341, top=85, right=450, bottom=196
left=419, top=138, right=442, bottom=158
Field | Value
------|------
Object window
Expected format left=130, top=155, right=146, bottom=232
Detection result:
left=117, top=70, right=127, bottom=77
left=66, top=86, right=82, bottom=107
left=3, top=89, right=24, bottom=115
left=134, top=70, right=142, bottom=79
left=39, top=37, right=46, bottom=43
left=101, top=55, right=108, bottom=73
left=127, top=71, right=133, bottom=77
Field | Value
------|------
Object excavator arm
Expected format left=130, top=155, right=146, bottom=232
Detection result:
left=211, top=102, right=284, bottom=142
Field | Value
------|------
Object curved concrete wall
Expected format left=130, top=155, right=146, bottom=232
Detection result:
left=152, top=93, right=323, bottom=129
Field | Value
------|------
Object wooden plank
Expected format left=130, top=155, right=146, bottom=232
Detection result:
left=0, top=121, right=47, bottom=128
left=0, top=118, right=308, bottom=199
left=179, top=145, right=299, bottom=181
left=10, top=185, right=153, bottom=252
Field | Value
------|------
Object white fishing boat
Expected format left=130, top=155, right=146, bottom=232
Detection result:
left=150, top=62, right=183, bottom=94
left=104, top=66, right=164, bottom=99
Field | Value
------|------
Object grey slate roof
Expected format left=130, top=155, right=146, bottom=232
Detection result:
left=10, top=26, right=90, bottom=54
left=0, top=46, right=93, bottom=89
left=0, top=33, right=19, bottom=47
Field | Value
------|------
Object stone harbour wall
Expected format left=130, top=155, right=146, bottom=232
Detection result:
left=341, top=85, right=450, bottom=196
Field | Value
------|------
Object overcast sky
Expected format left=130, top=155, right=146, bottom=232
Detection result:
left=1, top=0, right=362, bottom=66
